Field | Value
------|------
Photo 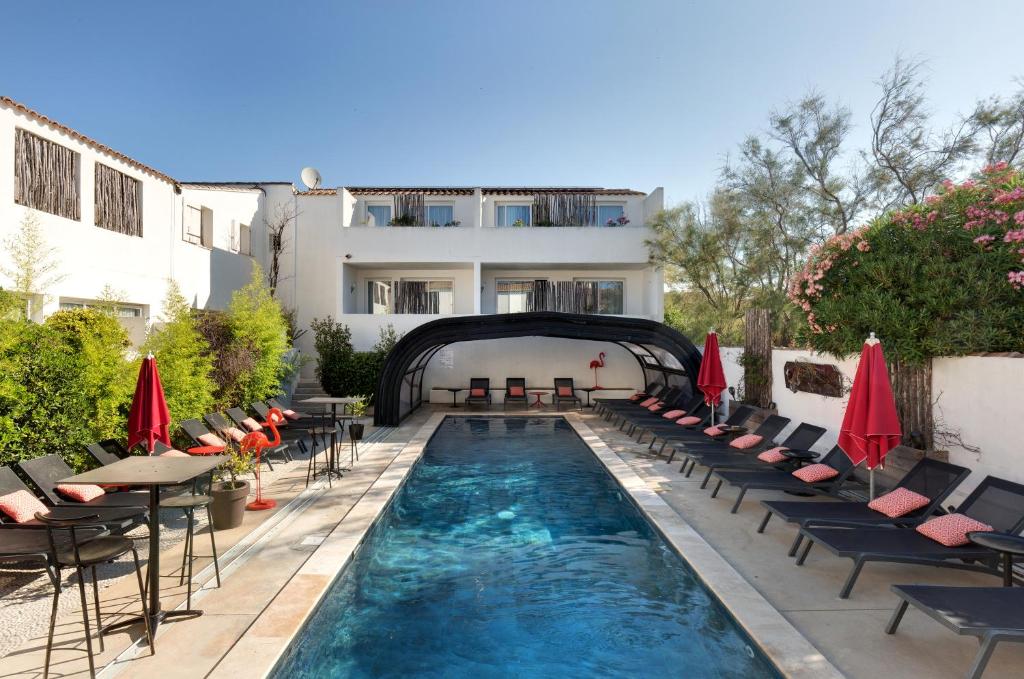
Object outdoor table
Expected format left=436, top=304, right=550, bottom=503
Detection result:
left=59, top=455, right=226, bottom=636
left=440, top=387, right=463, bottom=407
left=529, top=391, right=547, bottom=409
left=187, top=445, right=224, bottom=456
left=968, top=532, right=1024, bottom=587
left=577, top=387, right=599, bottom=408
left=299, top=396, right=360, bottom=424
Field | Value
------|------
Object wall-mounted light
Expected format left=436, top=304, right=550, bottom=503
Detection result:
left=344, top=253, right=352, bottom=260
left=349, top=284, right=356, bottom=294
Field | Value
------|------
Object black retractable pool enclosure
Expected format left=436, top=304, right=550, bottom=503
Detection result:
left=373, top=312, right=703, bottom=426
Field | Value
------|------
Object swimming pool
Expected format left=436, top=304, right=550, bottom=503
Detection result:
left=273, top=416, right=780, bottom=678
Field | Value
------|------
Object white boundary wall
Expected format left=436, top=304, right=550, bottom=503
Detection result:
left=722, top=347, right=1024, bottom=501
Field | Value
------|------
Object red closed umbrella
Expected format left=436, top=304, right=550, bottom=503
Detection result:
left=127, top=354, right=172, bottom=454
left=838, top=333, right=902, bottom=498
left=697, top=330, right=727, bottom=424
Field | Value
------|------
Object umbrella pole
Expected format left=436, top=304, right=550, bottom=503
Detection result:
left=869, top=468, right=876, bottom=500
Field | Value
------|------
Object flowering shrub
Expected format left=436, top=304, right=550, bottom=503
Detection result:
left=790, top=163, right=1024, bottom=362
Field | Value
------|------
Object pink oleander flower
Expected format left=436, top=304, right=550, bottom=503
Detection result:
left=1004, top=229, right=1024, bottom=244
left=1015, top=211, right=1024, bottom=225
left=960, top=179, right=977, bottom=189
left=942, top=179, right=955, bottom=190
left=856, top=241, right=870, bottom=251
left=993, top=210, right=1009, bottom=224
left=925, top=195, right=942, bottom=205
left=1008, top=271, right=1024, bottom=290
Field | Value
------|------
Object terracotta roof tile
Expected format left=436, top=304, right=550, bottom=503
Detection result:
left=295, top=188, right=338, bottom=196
left=2, top=96, right=177, bottom=185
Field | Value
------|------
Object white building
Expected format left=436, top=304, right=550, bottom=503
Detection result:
left=1, top=96, right=664, bottom=395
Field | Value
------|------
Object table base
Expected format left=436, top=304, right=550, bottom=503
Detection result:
left=104, top=608, right=203, bottom=640
left=246, top=498, right=277, bottom=511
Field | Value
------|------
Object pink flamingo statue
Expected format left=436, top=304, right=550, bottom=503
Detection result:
left=241, top=407, right=284, bottom=511
left=589, top=352, right=606, bottom=389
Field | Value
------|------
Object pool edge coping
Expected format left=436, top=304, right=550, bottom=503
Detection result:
left=563, top=412, right=844, bottom=679
left=215, top=411, right=844, bottom=679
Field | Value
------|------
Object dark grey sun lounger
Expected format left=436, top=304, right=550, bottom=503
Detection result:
left=887, top=585, right=1024, bottom=679
left=19, top=455, right=150, bottom=508
left=677, top=414, right=792, bottom=477
left=85, top=439, right=129, bottom=467
left=0, top=467, right=145, bottom=531
left=695, top=422, right=826, bottom=489
left=708, top=444, right=857, bottom=514
left=758, top=457, right=971, bottom=556
left=795, top=476, right=1024, bottom=598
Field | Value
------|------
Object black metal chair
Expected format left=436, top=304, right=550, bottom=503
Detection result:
left=504, top=378, right=528, bottom=410
left=35, top=512, right=153, bottom=679
left=552, top=378, right=582, bottom=411
left=465, top=378, right=492, bottom=409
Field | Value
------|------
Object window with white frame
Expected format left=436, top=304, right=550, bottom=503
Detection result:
left=390, top=279, right=454, bottom=314
left=367, top=279, right=393, bottom=314
left=574, top=279, right=624, bottom=314
left=496, top=204, right=531, bottom=227
left=59, top=299, right=144, bottom=318
left=496, top=279, right=541, bottom=313
left=366, top=203, right=392, bottom=227
left=426, top=204, right=455, bottom=226
left=183, top=205, right=202, bottom=244
left=597, top=204, right=626, bottom=226
left=239, top=223, right=251, bottom=256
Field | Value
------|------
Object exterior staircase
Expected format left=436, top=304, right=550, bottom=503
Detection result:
left=292, top=378, right=328, bottom=403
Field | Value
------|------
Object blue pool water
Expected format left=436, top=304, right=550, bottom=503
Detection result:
left=273, top=417, right=780, bottom=678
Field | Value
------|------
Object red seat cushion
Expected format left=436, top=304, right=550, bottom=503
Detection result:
left=676, top=416, right=702, bottom=426
left=916, top=513, right=993, bottom=547
left=639, top=397, right=659, bottom=407
left=868, top=488, right=931, bottom=518
left=792, top=464, right=839, bottom=483
left=703, top=426, right=725, bottom=436
left=557, top=387, right=573, bottom=397
left=0, top=490, right=48, bottom=524
left=283, top=409, right=301, bottom=420
left=647, top=402, right=663, bottom=412
left=729, top=434, right=763, bottom=449
left=470, top=388, right=486, bottom=397
left=241, top=417, right=263, bottom=432
left=225, top=427, right=247, bottom=443
left=508, top=386, right=525, bottom=397
left=160, top=449, right=190, bottom=457
left=757, top=447, right=789, bottom=463
left=198, top=432, right=227, bottom=448
left=661, top=409, right=687, bottom=419
left=55, top=484, right=105, bottom=502
left=628, top=392, right=645, bottom=401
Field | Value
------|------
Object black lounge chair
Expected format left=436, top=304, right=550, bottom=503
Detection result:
left=504, top=378, right=528, bottom=409
left=617, top=393, right=703, bottom=437
left=652, top=405, right=758, bottom=460
left=678, top=414, right=792, bottom=477
left=593, top=382, right=661, bottom=414
left=226, top=407, right=293, bottom=463
left=179, top=418, right=227, bottom=450
left=19, top=455, right=150, bottom=508
left=758, top=457, right=971, bottom=558
left=0, top=467, right=145, bottom=531
left=596, top=383, right=667, bottom=417
left=696, top=422, right=827, bottom=490
left=465, top=378, right=492, bottom=409
left=631, top=396, right=711, bottom=442
left=85, top=440, right=129, bottom=467
left=552, top=378, right=582, bottom=411
left=886, top=585, right=1024, bottom=679
left=602, top=387, right=681, bottom=426
left=0, top=527, right=55, bottom=579
left=796, top=475, right=1024, bottom=598
left=268, top=397, right=311, bottom=421
left=250, top=402, right=311, bottom=450
left=709, top=444, right=858, bottom=513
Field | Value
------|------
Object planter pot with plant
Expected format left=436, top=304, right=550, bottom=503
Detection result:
left=210, top=444, right=254, bottom=530
left=348, top=395, right=368, bottom=441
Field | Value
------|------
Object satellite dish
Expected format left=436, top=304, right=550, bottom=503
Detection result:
left=300, top=167, right=322, bottom=190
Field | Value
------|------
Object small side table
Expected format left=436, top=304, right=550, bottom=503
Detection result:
left=716, top=425, right=748, bottom=439
left=529, top=391, right=547, bottom=409
left=780, top=449, right=820, bottom=468
left=187, top=445, right=225, bottom=456
left=444, top=388, right=463, bottom=407
left=578, top=387, right=599, bottom=408
left=968, top=532, right=1024, bottom=587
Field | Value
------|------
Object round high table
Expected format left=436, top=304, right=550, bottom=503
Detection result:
left=578, top=387, right=599, bottom=408
left=529, top=391, right=547, bottom=409
left=968, top=532, right=1024, bottom=587
left=444, top=388, right=463, bottom=407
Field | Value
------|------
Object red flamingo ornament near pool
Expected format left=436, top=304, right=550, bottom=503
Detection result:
left=241, top=407, right=284, bottom=511
left=589, top=352, right=606, bottom=389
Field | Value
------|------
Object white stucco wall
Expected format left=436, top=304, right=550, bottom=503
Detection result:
left=422, top=337, right=640, bottom=404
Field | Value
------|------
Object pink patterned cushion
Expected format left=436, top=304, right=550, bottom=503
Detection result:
left=557, top=386, right=573, bottom=397
left=729, top=434, right=763, bottom=449
left=283, top=409, right=301, bottom=420
left=225, top=427, right=247, bottom=443
left=198, top=433, right=226, bottom=448
left=0, top=490, right=48, bottom=523
left=868, top=488, right=931, bottom=518
left=677, top=416, right=702, bottom=425
left=55, top=484, right=105, bottom=502
left=916, top=513, right=993, bottom=547
left=639, top=397, right=659, bottom=407
left=662, top=409, right=687, bottom=419
left=792, top=464, right=839, bottom=483
left=757, top=447, right=789, bottom=463
left=160, top=449, right=190, bottom=457
left=508, top=386, right=525, bottom=397
left=241, top=417, right=263, bottom=432
left=647, top=402, right=663, bottom=412
left=470, top=388, right=486, bottom=397
left=704, top=426, right=725, bottom=436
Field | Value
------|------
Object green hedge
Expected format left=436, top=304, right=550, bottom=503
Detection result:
left=311, top=319, right=399, bottom=401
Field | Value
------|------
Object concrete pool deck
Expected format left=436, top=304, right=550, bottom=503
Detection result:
left=3, top=407, right=1021, bottom=677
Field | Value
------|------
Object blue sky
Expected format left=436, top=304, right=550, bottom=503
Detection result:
left=2, top=1, right=1022, bottom=204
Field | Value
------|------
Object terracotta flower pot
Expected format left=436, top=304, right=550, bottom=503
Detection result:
left=210, top=480, right=250, bottom=530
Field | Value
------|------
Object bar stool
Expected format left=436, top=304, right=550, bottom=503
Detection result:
left=305, top=409, right=337, bottom=486
left=36, top=513, right=154, bottom=679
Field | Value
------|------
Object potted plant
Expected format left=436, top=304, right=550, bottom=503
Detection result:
left=348, top=395, right=368, bottom=441
left=511, top=218, right=527, bottom=228
left=210, top=444, right=253, bottom=530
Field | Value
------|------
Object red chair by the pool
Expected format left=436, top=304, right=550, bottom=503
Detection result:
left=241, top=408, right=284, bottom=511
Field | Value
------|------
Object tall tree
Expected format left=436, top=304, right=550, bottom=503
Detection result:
left=969, top=84, right=1024, bottom=167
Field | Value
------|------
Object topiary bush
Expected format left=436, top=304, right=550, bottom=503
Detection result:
left=789, top=163, right=1024, bottom=363
left=226, top=265, right=292, bottom=405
